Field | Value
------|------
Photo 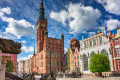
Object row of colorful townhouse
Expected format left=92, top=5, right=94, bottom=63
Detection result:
left=66, top=26, right=120, bottom=74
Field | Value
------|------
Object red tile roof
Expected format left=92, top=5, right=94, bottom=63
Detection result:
left=70, top=38, right=78, bottom=42
left=96, top=32, right=101, bottom=35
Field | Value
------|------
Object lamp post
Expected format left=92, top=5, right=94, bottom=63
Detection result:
left=104, top=59, right=106, bottom=78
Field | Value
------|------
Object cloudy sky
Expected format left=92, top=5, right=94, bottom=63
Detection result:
left=0, top=0, right=120, bottom=61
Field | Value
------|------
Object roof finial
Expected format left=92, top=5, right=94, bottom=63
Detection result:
left=98, top=27, right=100, bottom=33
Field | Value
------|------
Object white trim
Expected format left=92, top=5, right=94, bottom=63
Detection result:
left=113, top=57, right=120, bottom=59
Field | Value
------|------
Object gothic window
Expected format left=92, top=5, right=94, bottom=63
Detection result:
left=90, top=52, right=95, bottom=58
left=93, top=39, right=96, bottom=46
left=83, top=55, right=88, bottom=70
left=52, top=52, right=55, bottom=58
left=61, top=61, right=63, bottom=66
left=57, top=53, right=59, bottom=58
left=52, top=68, right=55, bottom=72
left=84, top=42, right=87, bottom=48
left=48, top=52, right=50, bottom=57
left=52, top=60, right=55, bottom=66
left=61, top=54, right=63, bottom=58
left=114, top=40, right=119, bottom=45
left=117, top=60, right=120, bottom=71
left=99, top=37, right=102, bottom=44
left=100, top=49, right=108, bottom=56
left=77, top=56, right=79, bottom=59
left=90, top=40, right=92, bottom=47
left=48, top=60, right=50, bottom=66
left=115, top=48, right=120, bottom=57
left=57, top=61, right=59, bottom=66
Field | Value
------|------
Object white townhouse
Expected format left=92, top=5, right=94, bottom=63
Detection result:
left=79, top=27, right=113, bottom=73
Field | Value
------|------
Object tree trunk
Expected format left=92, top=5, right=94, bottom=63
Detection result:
left=98, top=72, right=102, bottom=77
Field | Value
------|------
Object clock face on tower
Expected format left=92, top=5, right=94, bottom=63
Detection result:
left=41, top=23, right=46, bottom=28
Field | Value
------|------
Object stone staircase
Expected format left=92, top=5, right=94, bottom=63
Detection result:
left=82, top=73, right=95, bottom=78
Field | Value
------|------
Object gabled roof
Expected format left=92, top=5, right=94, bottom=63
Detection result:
left=70, top=38, right=78, bottom=42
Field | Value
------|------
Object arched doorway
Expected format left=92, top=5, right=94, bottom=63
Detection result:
left=100, top=49, right=108, bottom=56
left=90, top=51, right=95, bottom=58
left=83, top=54, right=88, bottom=71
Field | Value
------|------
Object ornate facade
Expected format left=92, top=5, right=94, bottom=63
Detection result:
left=66, top=38, right=80, bottom=73
left=32, top=0, right=64, bottom=74
left=80, top=27, right=113, bottom=73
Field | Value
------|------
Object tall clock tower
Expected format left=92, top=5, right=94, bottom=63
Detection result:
left=37, top=0, right=47, bottom=53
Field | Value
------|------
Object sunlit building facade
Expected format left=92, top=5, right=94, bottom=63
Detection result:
left=110, top=26, right=120, bottom=71
left=80, top=27, right=113, bottom=73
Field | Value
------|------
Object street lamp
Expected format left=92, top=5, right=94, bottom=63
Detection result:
left=104, top=59, right=106, bottom=78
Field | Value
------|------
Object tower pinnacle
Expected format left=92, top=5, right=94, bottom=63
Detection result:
left=39, top=0, right=45, bottom=20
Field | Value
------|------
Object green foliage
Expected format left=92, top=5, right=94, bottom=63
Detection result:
left=6, top=60, right=14, bottom=72
left=89, top=53, right=110, bottom=72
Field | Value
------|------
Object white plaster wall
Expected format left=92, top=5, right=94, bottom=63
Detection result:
left=80, top=41, right=113, bottom=73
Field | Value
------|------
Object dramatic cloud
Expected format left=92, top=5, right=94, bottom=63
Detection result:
left=0, top=7, right=35, bottom=38
left=0, top=7, right=11, bottom=14
left=50, top=10, right=69, bottom=26
left=17, top=55, right=33, bottom=61
left=21, top=46, right=34, bottom=53
left=50, top=3, right=101, bottom=34
left=83, top=31, right=96, bottom=37
left=106, top=19, right=120, bottom=31
left=0, top=31, right=17, bottom=39
left=97, top=0, right=120, bottom=15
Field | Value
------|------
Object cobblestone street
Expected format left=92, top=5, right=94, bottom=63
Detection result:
left=56, top=77, right=120, bottom=80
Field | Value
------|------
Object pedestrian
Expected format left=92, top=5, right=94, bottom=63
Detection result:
left=79, top=72, right=81, bottom=77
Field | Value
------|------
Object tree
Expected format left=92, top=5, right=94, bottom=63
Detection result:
left=89, top=53, right=110, bottom=77
left=6, top=60, right=14, bottom=72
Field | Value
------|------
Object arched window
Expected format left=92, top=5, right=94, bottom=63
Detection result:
left=83, top=54, right=88, bottom=70
left=100, top=49, right=108, bottom=56
left=90, top=51, right=95, bottom=58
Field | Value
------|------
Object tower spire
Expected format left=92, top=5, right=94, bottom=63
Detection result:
left=39, top=0, right=45, bottom=20
left=98, top=27, right=100, bottom=33
left=33, top=44, right=35, bottom=55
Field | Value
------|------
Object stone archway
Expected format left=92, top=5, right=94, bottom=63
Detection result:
left=100, top=49, right=108, bottom=56
left=90, top=51, right=95, bottom=58
left=83, top=54, right=88, bottom=71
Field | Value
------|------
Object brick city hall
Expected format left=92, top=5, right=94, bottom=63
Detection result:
left=31, top=0, right=64, bottom=74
